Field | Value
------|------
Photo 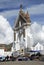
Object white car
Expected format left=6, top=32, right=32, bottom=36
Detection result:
left=0, top=56, right=5, bottom=61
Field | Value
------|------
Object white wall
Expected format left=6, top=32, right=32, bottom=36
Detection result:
left=0, top=49, right=4, bottom=56
left=32, top=43, right=44, bottom=51
left=25, top=26, right=33, bottom=48
left=4, top=51, right=12, bottom=56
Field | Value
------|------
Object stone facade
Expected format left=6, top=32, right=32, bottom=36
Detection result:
left=13, top=5, right=32, bottom=52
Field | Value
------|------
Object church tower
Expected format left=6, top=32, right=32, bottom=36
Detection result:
left=13, top=5, right=31, bottom=52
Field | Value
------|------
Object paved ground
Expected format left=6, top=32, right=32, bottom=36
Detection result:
left=0, top=61, right=44, bottom=65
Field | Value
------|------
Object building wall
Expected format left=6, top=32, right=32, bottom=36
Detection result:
left=25, top=26, right=33, bottom=49
left=0, top=49, right=4, bottom=56
left=4, top=51, right=12, bottom=56
left=31, top=43, right=44, bottom=51
left=0, top=47, right=14, bottom=56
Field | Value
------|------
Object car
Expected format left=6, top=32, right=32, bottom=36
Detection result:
left=23, top=57, right=29, bottom=61
left=17, top=57, right=23, bottom=61
left=17, top=56, right=29, bottom=61
left=30, top=54, right=36, bottom=60
left=0, top=56, right=5, bottom=62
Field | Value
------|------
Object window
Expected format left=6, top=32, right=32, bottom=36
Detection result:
left=23, top=29, right=25, bottom=37
left=14, top=32, right=16, bottom=41
left=19, top=21, right=21, bottom=27
left=40, top=46, right=41, bottom=50
left=36, top=47, right=38, bottom=50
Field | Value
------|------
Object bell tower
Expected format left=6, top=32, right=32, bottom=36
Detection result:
left=13, top=5, right=31, bottom=52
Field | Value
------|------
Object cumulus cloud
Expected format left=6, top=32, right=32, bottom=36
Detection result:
left=0, top=15, right=44, bottom=47
left=30, top=22, right=44, bottom=45
left=0, top=15, right=14, bottom=44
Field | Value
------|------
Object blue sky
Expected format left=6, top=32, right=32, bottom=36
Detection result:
left=0, top=0, right=44, bottom=26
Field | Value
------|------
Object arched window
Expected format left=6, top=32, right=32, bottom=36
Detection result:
left=14, top=32, right=16, bottom=41
left=23, top=29, right=25, bottom=37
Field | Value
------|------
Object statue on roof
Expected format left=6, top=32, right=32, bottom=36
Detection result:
left=20, top=4, right=23, bottom=11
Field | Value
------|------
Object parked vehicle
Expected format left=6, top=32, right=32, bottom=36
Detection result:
left=36, top=52, right=42, bottom=57
left=17, top=56, right=29, bottom=61
left=0, top=56, right=5, bottom=62
left=30, top=54, right=36, bottom=60
left=23, top=57, right=29, bottom=61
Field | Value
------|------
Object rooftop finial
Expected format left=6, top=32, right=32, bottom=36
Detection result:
left=27, top=11, right=28, bottom=14
left=20, top=4, right=23, bottom=12
left=20, top=4, right=22, bottom=9
left=26, top=11, right=29, bottom=18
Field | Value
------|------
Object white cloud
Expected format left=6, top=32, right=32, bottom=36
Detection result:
left=42, top=25, right=44, bottom=32
left=0, top=10, right=19, bottom=18
left=27, top=4, right=44, bottom=15
left=0, top=15, right=14, bottom=44
left=30, top=22, right=44, bottom=45
left=0, top=15, right=44, bottom=46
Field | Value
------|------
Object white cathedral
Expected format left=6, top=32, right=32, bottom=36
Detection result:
left=13, top=5, right=33, bottom=52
